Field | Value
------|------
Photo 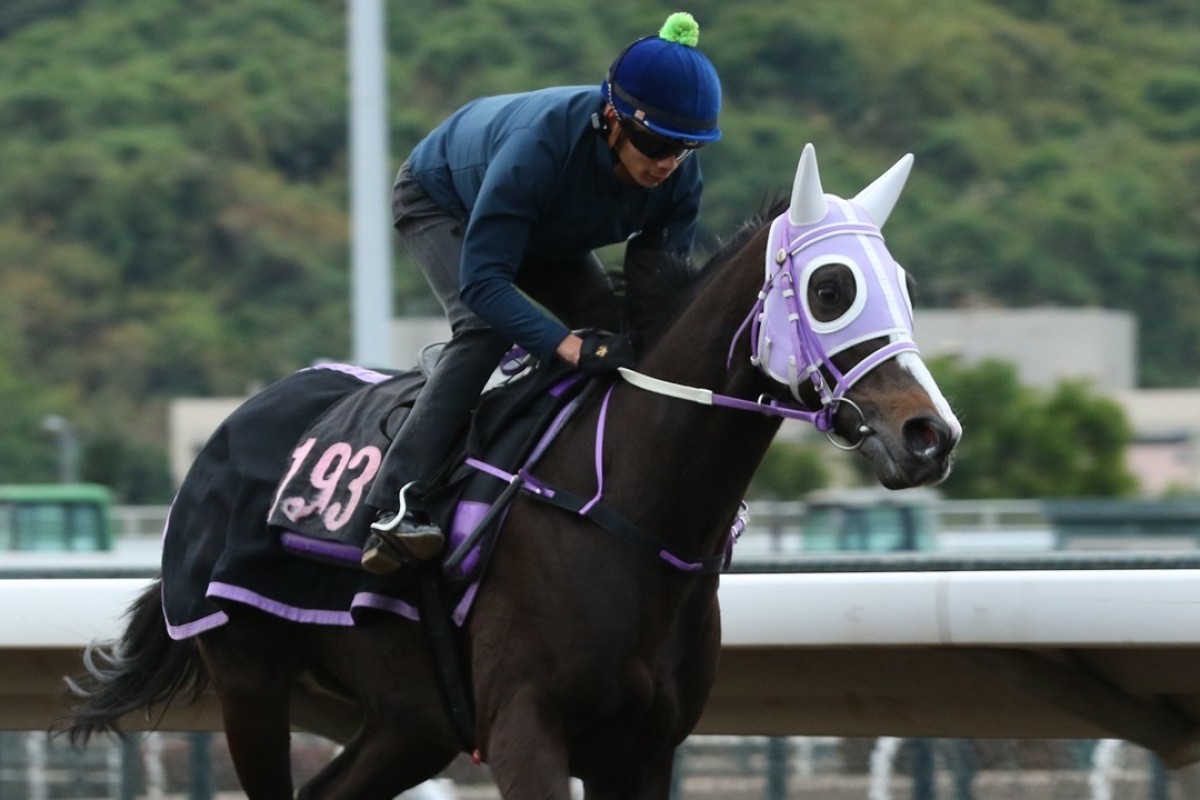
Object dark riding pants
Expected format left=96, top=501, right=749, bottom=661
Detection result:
left=366, top=161, right=619, bottom=510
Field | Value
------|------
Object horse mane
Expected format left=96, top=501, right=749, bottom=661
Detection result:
left=624, top=197, right=788, bottom=351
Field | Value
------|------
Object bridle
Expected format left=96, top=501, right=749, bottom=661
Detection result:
left=617, top=196, right=920, bottom=451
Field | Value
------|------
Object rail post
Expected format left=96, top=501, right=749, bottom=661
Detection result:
left=911, top=738, right=935, bottom=800
left=120, top=737, right=141, bottom=800
left=190, top=732, right=214, bottom=800
left=765, top=736, right=790, bottom=799
left=1150, top=753, right=1170, bottom=800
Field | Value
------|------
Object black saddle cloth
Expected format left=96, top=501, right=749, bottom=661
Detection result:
left=265, top=352, right=583, bottom=548
left=160, top=357, right=589, bottom=639
left=161, top=363, right=412, bottom=638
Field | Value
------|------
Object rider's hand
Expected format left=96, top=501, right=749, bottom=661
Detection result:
left=555, top=333, right=584, bottom=366
left=577, top=331, right=636, bottom=376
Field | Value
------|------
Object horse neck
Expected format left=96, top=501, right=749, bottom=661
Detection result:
left=638, top=227, right=771, bottom=392
left=600, top=226, right=783, bottom=556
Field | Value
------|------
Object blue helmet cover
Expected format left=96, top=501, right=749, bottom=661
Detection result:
left=602, top=14, right=722, bottom=143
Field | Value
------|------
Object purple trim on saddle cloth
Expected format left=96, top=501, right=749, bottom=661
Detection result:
left=277, top=533, right=422, bottom=620
left=165, top=612, right=229, bottom=640
left=164, top=593, right=229, bottom=641
left=280, top=531, right=363, bottom=567
left=207, top=581, right=356, bottom=626
left=302, top=362, right=393, bottom=384
left=350, top=592, right=420, bottom=621
left=205, top=581, right=420, bottom=626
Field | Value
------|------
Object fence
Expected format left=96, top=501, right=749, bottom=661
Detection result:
left=2, top=731, right=1193, bottom=800
left=110, top=499, right=1055, bottom=553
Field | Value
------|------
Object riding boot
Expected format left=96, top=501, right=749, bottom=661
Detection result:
left=362, top=329, right=510, bottom=574
left=362, top=482, right=445, bottom=574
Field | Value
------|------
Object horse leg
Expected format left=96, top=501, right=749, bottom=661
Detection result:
left=295, top=621, right=459, bottom=799
left=484, top=686, right=574, bottom=800
left=198, top=618, right=300, bottom=800
left=290, top=678, right=362, bottom=745
left=581, top=749, right=676, bottom=800
left=298, top=727, right=457, bottom=800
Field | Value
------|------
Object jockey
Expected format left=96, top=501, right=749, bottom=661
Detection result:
left=363, top=12, right=723, bottom=573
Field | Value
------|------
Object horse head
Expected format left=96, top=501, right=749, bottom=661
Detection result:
left=744, top=142, right=961, bottom=487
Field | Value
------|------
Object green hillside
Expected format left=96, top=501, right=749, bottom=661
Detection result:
left=0, top=0, right=1197, bottom=495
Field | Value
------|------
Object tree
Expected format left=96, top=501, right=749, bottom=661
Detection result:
left=0, top=357, right=63, bottom=483
left=747, top=439, right=831, bottom=500
left=82, top=434, right=174, bottom=504
left=929, top=357, right=1137, bottom=499
left=0, top=0, right=1197, bottom=505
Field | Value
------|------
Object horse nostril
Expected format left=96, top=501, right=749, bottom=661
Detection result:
left=903, top=416, right=950, bottom=460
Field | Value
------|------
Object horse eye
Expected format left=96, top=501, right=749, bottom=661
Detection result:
left=806, top=263, right=858, bottom=324
left=816, top=282, right=840, bottom=304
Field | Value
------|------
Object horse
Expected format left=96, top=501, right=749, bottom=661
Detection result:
left=59, top=144, right=960, bottom=799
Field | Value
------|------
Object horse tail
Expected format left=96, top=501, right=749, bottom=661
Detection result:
left=57, top=579, right=208, bottom=744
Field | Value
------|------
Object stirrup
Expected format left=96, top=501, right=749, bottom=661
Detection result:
left=371, top=481, right=422, bottom=534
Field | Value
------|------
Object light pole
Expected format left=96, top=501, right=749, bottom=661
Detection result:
left=348, top=0, right=394, bottom=368
left=41, top=414, right=80, bottom=484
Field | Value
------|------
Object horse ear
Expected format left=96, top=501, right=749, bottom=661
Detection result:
left=853, top=153, right=914, bottom=228
left=788, top=143, right=826, bottom=226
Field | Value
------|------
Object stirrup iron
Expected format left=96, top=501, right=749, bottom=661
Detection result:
left=370, top=481, right=420, bottom=533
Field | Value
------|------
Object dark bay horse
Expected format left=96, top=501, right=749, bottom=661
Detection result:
left=61, top=144, right=960, bottom=799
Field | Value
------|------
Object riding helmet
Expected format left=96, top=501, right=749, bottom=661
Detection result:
left=601, top=12, right=722, bottom=144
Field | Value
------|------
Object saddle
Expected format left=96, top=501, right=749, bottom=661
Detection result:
left=266, top=345, right=590, bottom=584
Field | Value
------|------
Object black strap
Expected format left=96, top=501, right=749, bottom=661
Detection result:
left=443, top=474, right=526, bottom=575
left=416, top=562, right=476, bottom=752
left=524, top=483, right=727, bottom=574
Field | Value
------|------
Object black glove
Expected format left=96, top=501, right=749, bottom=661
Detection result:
left=578, top=331, right=636, bottom=376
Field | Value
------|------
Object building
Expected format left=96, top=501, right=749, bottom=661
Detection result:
left=1114, top=389, right=1200, bottom=495
left=914, top=307, right=1136, bottom=392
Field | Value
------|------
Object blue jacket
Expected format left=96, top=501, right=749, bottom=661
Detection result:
left=408, top=86, right=703, bottom=361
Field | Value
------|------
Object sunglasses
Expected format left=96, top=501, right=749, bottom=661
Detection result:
left=617, top=116, right=700, bottom=162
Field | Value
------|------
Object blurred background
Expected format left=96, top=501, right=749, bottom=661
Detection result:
left=1, top=0, right=1199, bottom=797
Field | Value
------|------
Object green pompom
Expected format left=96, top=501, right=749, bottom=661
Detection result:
left=659, top=11, right=700, bottom=47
